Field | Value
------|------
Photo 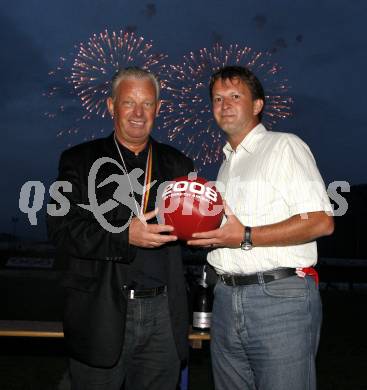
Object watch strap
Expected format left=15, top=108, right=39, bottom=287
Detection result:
left=244, top=226, right=252, bottom=244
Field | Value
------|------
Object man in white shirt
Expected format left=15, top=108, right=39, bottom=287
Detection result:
left=188, top=66, right=334, bottom=390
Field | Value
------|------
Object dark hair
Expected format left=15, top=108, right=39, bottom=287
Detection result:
left=209, top=66, right=265, bottom=119
left=111, top=66, right=160, bottom=100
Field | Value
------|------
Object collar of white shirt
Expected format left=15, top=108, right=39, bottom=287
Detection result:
left=223, top=123, right=267, bottom=159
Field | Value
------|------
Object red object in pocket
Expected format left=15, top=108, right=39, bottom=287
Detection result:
left=301, top=267, right=319, bottom=286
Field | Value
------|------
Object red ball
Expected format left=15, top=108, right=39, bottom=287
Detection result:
left=158, top=176, right=224, bottom=241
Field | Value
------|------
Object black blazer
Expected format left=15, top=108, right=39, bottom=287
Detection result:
left=47, top=133, right=194, bottom=368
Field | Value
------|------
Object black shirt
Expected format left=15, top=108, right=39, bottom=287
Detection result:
left=115, top=139, right=168, bottom=289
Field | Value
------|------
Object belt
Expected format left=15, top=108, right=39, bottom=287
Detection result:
left=122, top=285, right=167, bottom=299
left=220, top=268, right=296, bottom=286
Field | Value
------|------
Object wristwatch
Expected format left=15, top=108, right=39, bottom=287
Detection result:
left=240, top=226, right=253, bottom=250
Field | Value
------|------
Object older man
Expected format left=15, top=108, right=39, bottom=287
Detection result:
left=188, top=66, right=334, bottom=390
left=47, top=67, right=194, bottom=390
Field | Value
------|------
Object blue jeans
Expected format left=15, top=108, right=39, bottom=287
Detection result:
left=211, top=274, right=322, bottom=390
left=70, top=293, right=180, bottom=390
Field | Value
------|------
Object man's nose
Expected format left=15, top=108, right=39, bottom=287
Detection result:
left=222, top=97, right=231, bottom=110
left=134, top=104, right=143, bottom=116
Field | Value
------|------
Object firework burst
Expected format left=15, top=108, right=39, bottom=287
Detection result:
left=44, top=29, right=167, bottom=144
left=160, top=43, right=293, bottom=167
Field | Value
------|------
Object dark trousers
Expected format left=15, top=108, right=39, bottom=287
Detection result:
left=70, top=293, right=180, bottom=390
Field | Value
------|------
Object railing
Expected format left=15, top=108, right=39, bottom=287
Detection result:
left=0, top=320, right=210, bottom=348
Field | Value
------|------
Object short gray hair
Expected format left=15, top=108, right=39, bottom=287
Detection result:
left=110, top=67, right=160, bottom=100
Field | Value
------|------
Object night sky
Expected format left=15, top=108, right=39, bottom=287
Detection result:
left=1, top=0, right=366, bottom=239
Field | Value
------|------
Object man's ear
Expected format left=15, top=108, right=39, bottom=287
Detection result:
left=253, top=99, right=264, bottom=116
left=107, top=97, right=114, bottom=118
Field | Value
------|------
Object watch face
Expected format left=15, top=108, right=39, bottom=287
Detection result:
left=241, top=242, right=252, bottom=251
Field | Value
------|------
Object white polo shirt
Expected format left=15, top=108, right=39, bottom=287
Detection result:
left=207, top=123, right=332, bottom=275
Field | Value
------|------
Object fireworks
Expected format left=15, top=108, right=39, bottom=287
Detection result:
left=44, top=29, right=167, bottom=144
left=45, top=36, right=293, bottom=167
left=160, top=43, right=293, bottom=166
left=71, top=30, right=166, bottom=118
